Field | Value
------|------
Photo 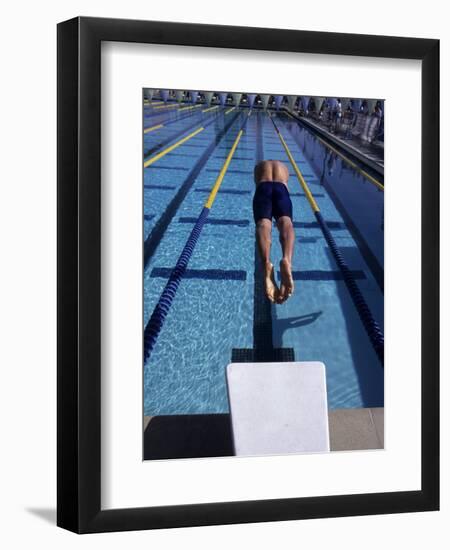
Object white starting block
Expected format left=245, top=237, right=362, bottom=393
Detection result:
left=226, top=362, right=330, bottom=456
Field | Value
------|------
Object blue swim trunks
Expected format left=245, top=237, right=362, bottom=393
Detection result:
left=252, top=181, right=293, bottom=223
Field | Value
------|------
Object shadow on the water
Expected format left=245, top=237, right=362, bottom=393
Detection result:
left=272, top=311, right=322, bottom=347
left=144, top=414, right=234, bottom=460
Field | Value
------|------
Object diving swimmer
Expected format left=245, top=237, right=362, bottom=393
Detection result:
left=253, top=160, right=295, bottom=304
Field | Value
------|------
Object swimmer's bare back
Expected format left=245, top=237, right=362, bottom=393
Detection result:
left=254, top=160, right=289, bottom=186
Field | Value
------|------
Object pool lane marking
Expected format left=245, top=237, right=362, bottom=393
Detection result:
left=144, top=127, right=205, bottom=168
left=204, top=110, right=251, bottom=210
left=269, top=115, right=319, bottom=213
left=153, top=103, right=180, bottom=110
left=204, top=127, right=245, bottom=208
left=285, top=111, right=384, bottom=191
left=225, top=107, right=236, bottom=115
left=144, top=100, right=164, bottom=106
left=143, top=110, right=242, bottom=268
left=144, top=123, right=164, bottom=134
left=270, top=114, right=384, bottom=366
left=143, top=115, right=248, bottom=360
left=179, top=104, right=203, bottom=112
left=143, top=107, right=230, bottom=158
left=143, top=105, right=204, bottom=135
left=202, top=105, right=220, bottom=113
left=150, top=267, right=247, bottom=281
left=253, top=110, right=276, bottom=357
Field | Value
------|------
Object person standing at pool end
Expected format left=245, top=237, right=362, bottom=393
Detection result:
left=253, top=160, right=295, bottom=304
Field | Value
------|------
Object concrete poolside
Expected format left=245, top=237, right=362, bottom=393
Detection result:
left=143, top=407, right=384, bottom=459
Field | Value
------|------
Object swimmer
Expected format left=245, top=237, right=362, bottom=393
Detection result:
left=253, top=160, right=295, bottom=304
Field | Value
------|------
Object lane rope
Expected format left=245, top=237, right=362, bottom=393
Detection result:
left=143, top=112, right=251, bottom=361
left=270, top=114, right=384, bottom=366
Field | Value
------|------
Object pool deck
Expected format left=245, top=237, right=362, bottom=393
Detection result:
left=143, top=407, right=384, bottom=459
left=328, top=407, right=384, bottom=451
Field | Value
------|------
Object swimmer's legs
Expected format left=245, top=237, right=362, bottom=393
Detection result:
left=255, top=218, right=279, bottom=303
left=276, top=216, right=295, bottom=302
left=256, top=218, right=272, bottom=265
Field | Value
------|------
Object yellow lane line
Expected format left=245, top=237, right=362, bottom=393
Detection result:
left=144, top=127, right=204, bottom=168
left=204, top=129, right=243, bottom=209
left=286, top=111, right=384, bottom=191
left=202, top=105, right=219, bottom=113
left=272, top=119, right=320, bottom=213
left=179, top=104, right=202, bottom=112
left=225, top=107, right=236, bottom=115
left=143, top=123, right=164, bottom=134
left=153, top=103, right=180, bottom=110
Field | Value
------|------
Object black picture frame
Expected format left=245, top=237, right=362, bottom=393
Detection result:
left=57, top=16, right=439, bottom=533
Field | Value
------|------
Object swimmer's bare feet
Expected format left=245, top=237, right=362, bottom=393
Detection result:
left=264, top=261, right=279, bottom=303
left=278, top=258, right=294, bottom=303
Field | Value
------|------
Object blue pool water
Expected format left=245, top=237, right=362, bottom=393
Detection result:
left=143, top=104, right=384, bottom=416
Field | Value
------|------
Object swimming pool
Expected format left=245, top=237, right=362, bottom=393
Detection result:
left=143, top=102, right=384, bottom=416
